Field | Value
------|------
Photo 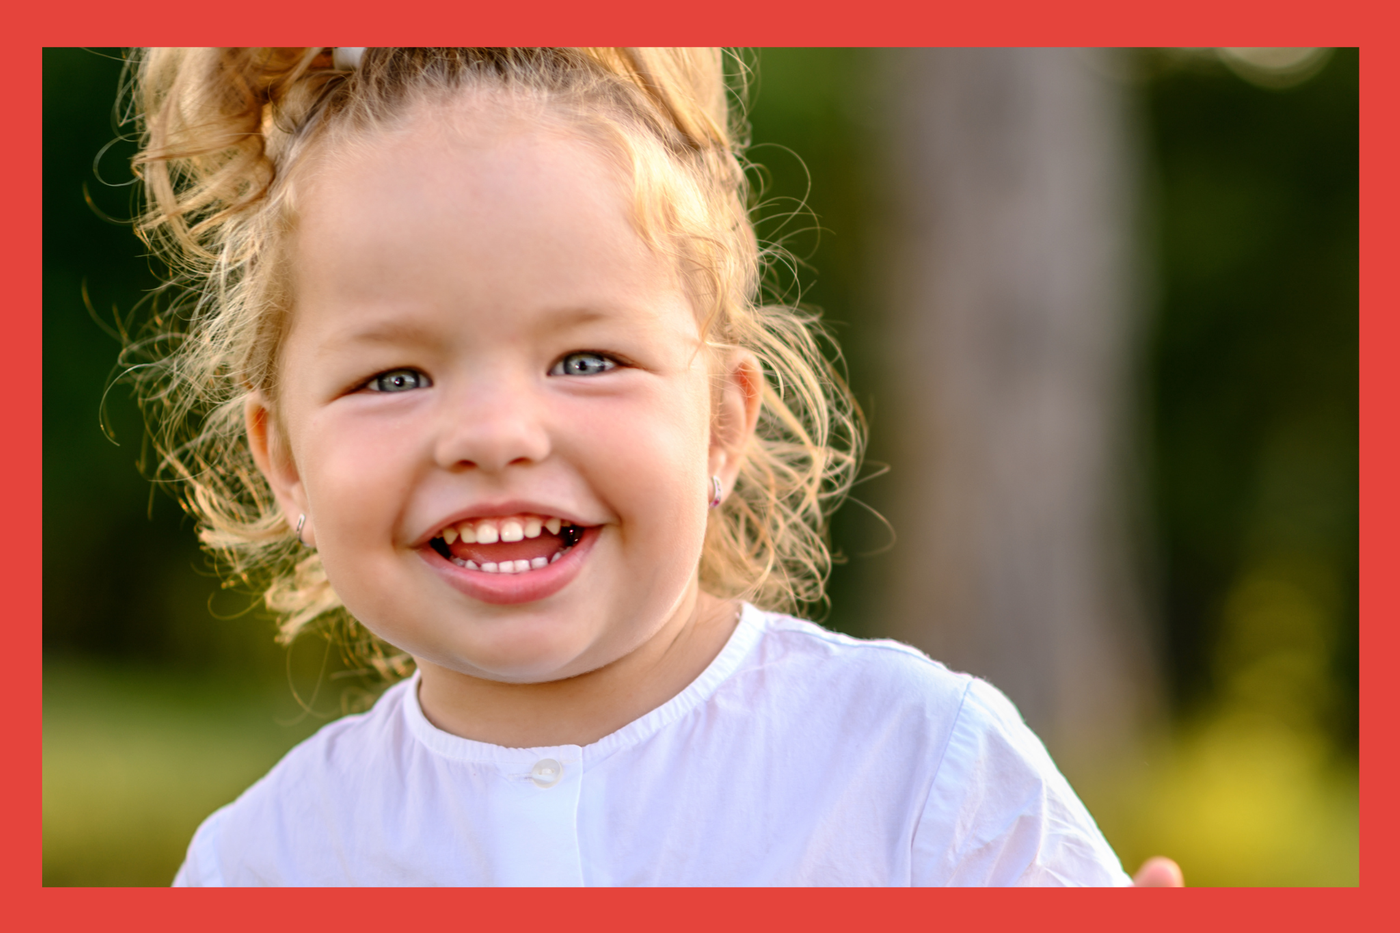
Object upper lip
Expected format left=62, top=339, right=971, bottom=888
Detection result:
left=413, top=500, right=596, bottom=546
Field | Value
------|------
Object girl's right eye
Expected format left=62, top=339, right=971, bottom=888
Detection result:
left=367, top=369, right=431, bottom=393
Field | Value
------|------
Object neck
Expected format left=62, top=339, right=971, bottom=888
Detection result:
left=413, top=591, right=741, bottom=748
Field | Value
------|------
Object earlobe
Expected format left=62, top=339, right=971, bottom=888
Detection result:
left=245, top=393, right=312, bottom=543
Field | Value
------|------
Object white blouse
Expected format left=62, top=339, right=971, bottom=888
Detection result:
left=173, top=604, right=1132, bottom=886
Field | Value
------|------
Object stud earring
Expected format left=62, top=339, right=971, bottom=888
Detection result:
left=709, top=475, right=723, bottom=509
left=295, top=513, right=307, bottom=546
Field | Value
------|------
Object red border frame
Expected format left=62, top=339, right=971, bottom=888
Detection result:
left=18, top=1, right=1388, bottom=928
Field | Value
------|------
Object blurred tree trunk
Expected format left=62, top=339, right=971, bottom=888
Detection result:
left=873, top=48, right=1160, bottom=759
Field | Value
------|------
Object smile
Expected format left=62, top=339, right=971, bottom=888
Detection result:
left=428, top=514, right=586, bottom=575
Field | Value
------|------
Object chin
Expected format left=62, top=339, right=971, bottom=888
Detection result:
left=424, top=632, right=606, bottom=684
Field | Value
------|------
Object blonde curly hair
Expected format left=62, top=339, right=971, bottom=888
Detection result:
left=126, top=47, right=862, bottom=673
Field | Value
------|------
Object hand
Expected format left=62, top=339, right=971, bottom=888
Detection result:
left=1132, top=856, right=1184, bottom=887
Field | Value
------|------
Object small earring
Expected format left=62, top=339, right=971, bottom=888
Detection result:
left=709, top=475, right=723, bottom=509
left=295, top=513, right=307, bottom=546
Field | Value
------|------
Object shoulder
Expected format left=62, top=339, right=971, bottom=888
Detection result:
left=172, top=678, right=417, bottom=887
left=743, top=609, right=975, bottom=709
left=255, top=677, right=417, bottom=791
left=720, top=608, right=978, bottom=772
left=738, top=610, right=1128, bottom=887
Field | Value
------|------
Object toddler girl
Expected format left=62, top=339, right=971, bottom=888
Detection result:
left=129, top=47, right=1144, bottom=886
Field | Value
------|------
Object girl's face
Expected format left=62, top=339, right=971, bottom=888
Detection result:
left=248, top=103, right=755, bottom=684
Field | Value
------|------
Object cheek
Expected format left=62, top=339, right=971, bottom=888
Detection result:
left=298, top=413, right=416, bottom=543
left=592, top=389, right=713, bottom=541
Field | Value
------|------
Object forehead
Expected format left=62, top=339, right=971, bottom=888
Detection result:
left=288, top=100, right=693, bottom=344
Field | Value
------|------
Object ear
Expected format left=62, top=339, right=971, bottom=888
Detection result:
left=708, top=350, right=763, bottom=501
left=245, top=392, right=315, bottom=547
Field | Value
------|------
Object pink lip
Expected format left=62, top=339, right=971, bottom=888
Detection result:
left=419, top=525, right=599, bottom=605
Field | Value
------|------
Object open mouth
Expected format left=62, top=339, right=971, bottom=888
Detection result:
left=427, top=514, right=586, bottom=574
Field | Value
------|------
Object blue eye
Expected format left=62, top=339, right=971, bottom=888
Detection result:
left=551, top=352, right=617, bottom=377
left=369, top=369, right=431, bottom=392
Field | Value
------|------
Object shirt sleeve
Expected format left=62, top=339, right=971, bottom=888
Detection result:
left=911, top=679, right=1133, bottom=886
left=171, top=804, right=230, bottom=887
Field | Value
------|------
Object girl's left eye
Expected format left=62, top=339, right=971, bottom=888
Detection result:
left=550, top=352, right=618, bottom=377
left=368, top=369, right=431, bottom=392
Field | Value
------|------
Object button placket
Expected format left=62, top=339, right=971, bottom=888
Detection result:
left=486, top=751, right=585, bottom=885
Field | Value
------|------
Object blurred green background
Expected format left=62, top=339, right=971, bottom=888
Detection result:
left=43, top=48, right=1357, bottom=886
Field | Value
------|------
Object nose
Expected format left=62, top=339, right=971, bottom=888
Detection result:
left=433, top=371, right=552, bottom=473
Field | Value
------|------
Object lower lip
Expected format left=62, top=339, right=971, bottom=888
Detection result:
left=420, top=527, right=598, bottom=605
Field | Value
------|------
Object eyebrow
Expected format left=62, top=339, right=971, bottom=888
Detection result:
left=323, top=305, right=622, bottom=353
left=325, top=318, right=443, bottom=350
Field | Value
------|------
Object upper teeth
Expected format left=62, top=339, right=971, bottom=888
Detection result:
left=439, top=514, right=572, bottom=544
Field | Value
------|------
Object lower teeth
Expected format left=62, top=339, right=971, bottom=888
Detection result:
left=451, top=547, right=570, bottom=573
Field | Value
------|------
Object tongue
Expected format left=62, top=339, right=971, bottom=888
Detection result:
left=448, top=536, right=562, bottom=565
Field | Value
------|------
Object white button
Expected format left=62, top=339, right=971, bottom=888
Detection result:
left=530, top=758, right=563, bottom=788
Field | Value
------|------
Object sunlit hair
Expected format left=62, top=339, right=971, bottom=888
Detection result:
left=127, top=48, right=863, bottom=675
